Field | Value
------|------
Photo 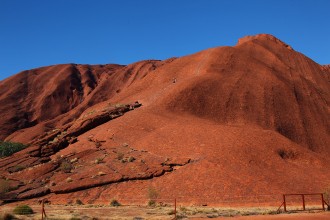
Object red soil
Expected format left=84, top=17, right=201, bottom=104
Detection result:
left=0, top=34, right=329, bottom=206
left=214, top=212, right=330, bottom=220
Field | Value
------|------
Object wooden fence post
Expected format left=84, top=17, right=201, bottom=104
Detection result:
left=41, top=199, right=47, bottom=220
left=174, top=198, right=177, bottom=220
left=321, top=193, right=325, bottom=211
left=41, top=199, right=44, bottom=220
left=302, top=194, right=305, bottom=211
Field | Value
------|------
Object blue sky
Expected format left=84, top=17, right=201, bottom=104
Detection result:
left=1, top=0, right=329, bottom=80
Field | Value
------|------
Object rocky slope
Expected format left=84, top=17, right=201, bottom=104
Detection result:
left=0, top=34, right=329, bottom=205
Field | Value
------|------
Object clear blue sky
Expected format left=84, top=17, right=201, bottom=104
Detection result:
left=1, top=0, right=329, bottom=80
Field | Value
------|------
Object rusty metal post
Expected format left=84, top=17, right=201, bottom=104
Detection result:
left=283, top=194, right=287, bottom=212
left=302, top=194, right=305, bottom=211
left=321, top=193, right=325, bottom=211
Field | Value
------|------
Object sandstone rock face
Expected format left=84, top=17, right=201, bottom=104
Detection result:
left=0, top=34, right=329, bottom=205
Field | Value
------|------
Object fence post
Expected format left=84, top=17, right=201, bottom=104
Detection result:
left=41, top=199, right=47, bottom=220
left=302, top=194, right=305, bottom=211
left=321, top=193, right=325, bottom=211
left=41, top=199, right=44, bottom=220
left=174, top=198, right=177, bottom=220
left=283, top=195, right=287, bottom=212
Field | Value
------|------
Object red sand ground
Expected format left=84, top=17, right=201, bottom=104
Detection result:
left=212, top=212, right=330, bottom=220
left=0, top=34, right=329, bottom=207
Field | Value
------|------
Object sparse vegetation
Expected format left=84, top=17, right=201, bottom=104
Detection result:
left=60, top=161, right=73, bottom=173
left=0, top=141, right=27, bottom=158
left=13, top=204, right=34, bottom=215
left=128, top=156, right=135, bottom=162
left=110, top=199, right=121, bottom=207
left=75, top=199, right=84, bottom=205
left=148, top=200, right=156, bottom=207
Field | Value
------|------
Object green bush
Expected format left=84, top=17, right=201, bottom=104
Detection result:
left=0, top=141, right=27, bottom=158
left=13, top=204, right=33, bottom=215
left=110, top=199, right=121, bottom=207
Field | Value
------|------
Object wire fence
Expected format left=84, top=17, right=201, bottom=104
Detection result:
left=1, top=194, right=329, bottom=219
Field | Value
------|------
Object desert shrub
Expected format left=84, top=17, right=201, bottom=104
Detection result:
left=75, top=199, right=83, bottom=205
left=0, top=213, right=15, bottom=220
left=110, top=199, right=121, bottom=207
left=128, top=156, right=135, bottom=162
left=0, top=141, right=27, bottom=158
left=148, top=200, right=156, bottom=207
left=60, top=161, right=73, bottom=173
left=13, top=204, right=33, bottom=215
left=176, top=213, right=187, bottom=219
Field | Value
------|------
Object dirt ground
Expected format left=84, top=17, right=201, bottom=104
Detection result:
left=213, top=212, right=330, bottom=220
left=1, top=204, right=330, bottom=220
